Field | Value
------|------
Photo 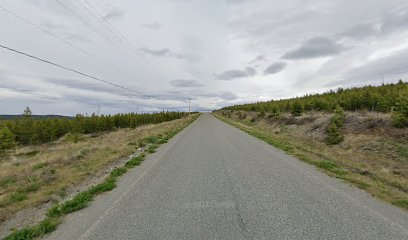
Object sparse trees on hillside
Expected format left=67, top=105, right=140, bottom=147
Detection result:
left=0, top=109, right=189, bottom=146
left=221, top=81, right=408, bottom=118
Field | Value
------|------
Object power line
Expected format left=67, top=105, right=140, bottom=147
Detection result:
left=77, top=0, right=163, bottom=77
left=81, top=0, right=158, bottom=69
left=55, top=0, right=143, bottom=68
left=0, top=43, right=154, bottom=98
left=0, top=4, right=139, bottom=81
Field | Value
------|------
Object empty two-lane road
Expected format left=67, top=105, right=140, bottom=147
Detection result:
left=47, top=113, right=408, bottom=240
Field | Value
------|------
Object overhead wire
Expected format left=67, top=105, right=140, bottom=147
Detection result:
left=81, top=0, right=159, bottom=70
left=0, top=2, right=195, bottom=111
left=0, top=4, right=140, bottom=81
left=0, top=43, right=154, bottom=98
left=54, top=0, right=144, bottom=69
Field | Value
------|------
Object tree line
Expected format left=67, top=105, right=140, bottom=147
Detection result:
left=222, top=80, right=407, bottom=114
left=0, top=108, right=189, bottom=150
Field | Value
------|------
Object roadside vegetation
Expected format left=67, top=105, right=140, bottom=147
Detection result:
left=0, top=107, right=188, bottom=148
left=0, top=112, right=199, bottom=239
left=213, top=81, right=408, bottom=210
left=223, top=80, right=408, bottom=127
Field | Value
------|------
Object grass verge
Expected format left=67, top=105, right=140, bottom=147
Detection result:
left=213, top=113, right=408, bottom=211
left=3, top=114, right=200, bottom=240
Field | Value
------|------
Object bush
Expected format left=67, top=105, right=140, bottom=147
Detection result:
left=331, top=106, right=346, bottom=128
left=291, top=102, right=304, bottom=116
left=64, top=133, right=84, bottom=143
left=393, top=94, right=408, bottom=128
left=326, top=122, right=344, bottom=145
left=0, top=126, right=16, bottom=151
left=326, top=106, right=346, bottom=145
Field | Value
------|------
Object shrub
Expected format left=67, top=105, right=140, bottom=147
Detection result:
left=291, top=102, right=304, bottom=116
left=326, top=106, right=346, bottom=145
left=64, top=133, right=84, bottom=143
left=0, top=126, right=16, bottom=151
left=392, top=94, right=408, bottom=128
left=326, top=122, right=344, bottom=145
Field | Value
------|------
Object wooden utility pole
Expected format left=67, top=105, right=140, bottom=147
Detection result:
left=188, top=99, right=191, bottom=115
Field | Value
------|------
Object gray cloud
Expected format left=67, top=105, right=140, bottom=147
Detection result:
left=343, top=48, right=408, bottom=83
left=141, top=47, right=184, bottom=59
left=170, top=79, right=203, bottom=88
left=248, top=55, right=267, bottom=64
left=337, top=23, right=380, bottom=40
left=142, top=22, right=163, bottom=30
left=215, top=67, right=256, bottom=80
left=103, top=9, right=125, bottom=20
left=217, top=91, right=239, bottom=100
left=337, top=7, right=408, bottom=41
left=263, top=62, right=287, bottom=75
left=381, top=7, right=408, bottom=34
left=282, top=36, right=346, bottom=60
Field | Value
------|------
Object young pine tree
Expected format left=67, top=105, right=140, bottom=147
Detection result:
left=393, top=94, right=408, bottom=128
left=326, top=106, right=346, bottom=145
left=291, top=102, right=304, bottom=117
left=0, top=126, right=16, bottom=151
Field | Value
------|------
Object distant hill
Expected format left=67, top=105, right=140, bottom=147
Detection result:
left=0, top=115, right=73, bottom=120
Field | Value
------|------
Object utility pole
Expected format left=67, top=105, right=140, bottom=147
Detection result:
left=96, top=104, right=101, bottom=116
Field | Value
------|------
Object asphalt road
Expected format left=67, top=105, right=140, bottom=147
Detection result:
left=46, top=113, right=408, bottom=240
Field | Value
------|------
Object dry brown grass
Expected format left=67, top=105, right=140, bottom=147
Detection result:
left=215, top=111, right=408, bottom=210
left=0, top=115, right=197, bottom=225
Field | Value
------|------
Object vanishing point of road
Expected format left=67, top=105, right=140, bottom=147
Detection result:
left=47, top=113, right=408, bottom=240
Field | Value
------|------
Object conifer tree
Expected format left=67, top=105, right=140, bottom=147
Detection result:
left=0, top=126, right=16, bottom=151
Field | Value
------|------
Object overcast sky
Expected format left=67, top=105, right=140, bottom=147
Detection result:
left=1, top=0, right=408, bottom=115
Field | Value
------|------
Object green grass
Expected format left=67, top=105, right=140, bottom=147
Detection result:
left=23, top=183, right=41, bottom=193
left=125, top=154, right=145, bottom=168
left=32, top=162, right=48, bottom=170
left=88, top=177, right=117, bottom=195
left=110, top=167, right=128, bottom=178
left=47, top=191, right=93, bottom=218
left=9, top=192, right=28, bottom=202
left=0, top=176, right=16, bottom=187
left=392, top=199, right=408, bottom=208
left=4, top=218, right=59, bottom=240
left=144, top=136, right=158, bottom=144
left=147, top=144, right=158, bottom=153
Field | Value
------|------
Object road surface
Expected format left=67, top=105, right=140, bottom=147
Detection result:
left=46, top=113, right=408, bottom=240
